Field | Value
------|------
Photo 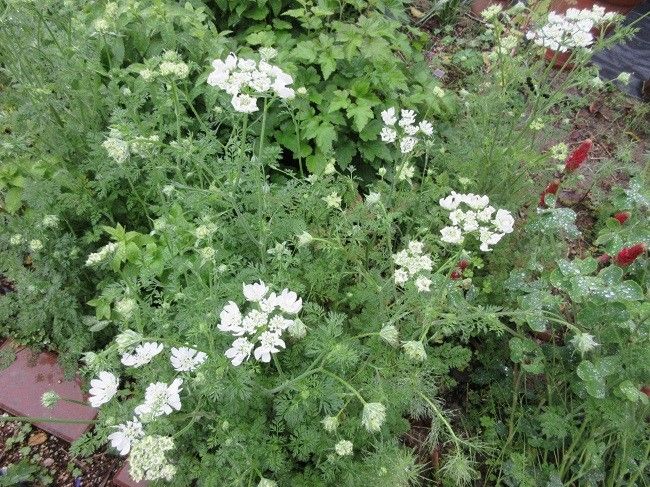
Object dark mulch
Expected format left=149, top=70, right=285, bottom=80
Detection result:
left=0, top=412, right=122, bottom=487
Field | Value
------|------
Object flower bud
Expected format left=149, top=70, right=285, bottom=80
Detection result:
left=115, top=329, right=143, bottom=352
left=41, top=391, right=60, bottom=409
left=321, top=415, right=339, bottom=432
left=614, top=243, right=646, bottom=267
left=287, top=318, right=307, bottom=339
left=570, top=332, right=599, bottom=354
left=379, top=325, right=399, bottom=347
left=361, top=402, right=386, bottom=432
left=402, top=341, right=427, bottom=362
left=334, top=439, right=353, bottom=456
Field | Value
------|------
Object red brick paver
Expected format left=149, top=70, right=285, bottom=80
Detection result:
left=0, top=341, right=97, bottom=442
left=113, top=461, right=149, bottom=487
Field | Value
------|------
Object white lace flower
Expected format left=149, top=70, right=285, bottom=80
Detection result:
left=418, top=120, right=434, bottom=136
left=121, top=342, right=164, bottom=368
left=492, top=209, right=515, bottom=233
left=323, top=192, right=342, bottom=209
left=321, top=415, right=339, bottom=432
left=394, top=268, right=409, bottom=285
left=231, top=93, right=258, bottom=113
left=380, top=107, right=397, bottom=126
left=399, top=137, right=417, bottom=154
left=440, top=226, right=464, bottom=244
left=253, top=331, right=286, bottom=362
left=415, top=276, right=432, bottom=293
left=218, top=301, right=243, bottom=333
left=439, top=192, right=461, bottom=210
left=380, top=127, right=397, bottom=143
left=225, top=337, right=254, bottom=366
left=108, top=418, right=144, bottom=455
left=570, top=332, right=599, bottom=353
left=170, top=347, right=207, bottom=372
left=134, top=378, right=183, bottom=418
left=275, top=289, right=303, bottom=314
left=243, top=281, right=269, bottom=302
left=88, top=371, right=119, bottom=408
left=399, top=109, right=416, bottom=127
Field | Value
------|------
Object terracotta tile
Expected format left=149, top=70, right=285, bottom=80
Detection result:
left=0, top=341, right=97, bottom=442
left=113, top=462, right=149, bottom=487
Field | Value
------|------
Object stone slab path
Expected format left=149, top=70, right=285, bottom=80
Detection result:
left=0, top=340, right=146, bottom=486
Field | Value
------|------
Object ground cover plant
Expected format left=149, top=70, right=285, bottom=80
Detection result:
left=0, top=0, right=648, bottom=485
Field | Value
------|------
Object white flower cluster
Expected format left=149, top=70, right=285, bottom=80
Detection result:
left=525, top=7, right=616, bottom=53
left=158, top=51, right=190, bottom=79
left=85, top=242, right=118, bottom=266
left=128, top=435, right=177, bottom=482
left=207, top=52, right=295, bottom=113
left=379, top=107, right=433, bottom=154
left=392, top=241, right=433, bottom=292
left=102, top=129, right=129, bottom=163
left=439, top=192, right=514, bottom=251
left=102, top=129, right=160, bottom=163
left=85, top=332, right=208, bottom=481
left=219, top=281, right=303, bottom=366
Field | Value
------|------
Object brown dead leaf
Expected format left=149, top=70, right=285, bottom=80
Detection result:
left=28, top=431, right=48, bottom=446
left=410, top=6, right=424, bottom=18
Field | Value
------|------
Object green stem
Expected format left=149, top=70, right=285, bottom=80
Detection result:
left=320, top=368, right=366, bottom=404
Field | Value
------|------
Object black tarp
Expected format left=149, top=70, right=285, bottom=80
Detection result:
left=592, top=1, right=650, bottom=99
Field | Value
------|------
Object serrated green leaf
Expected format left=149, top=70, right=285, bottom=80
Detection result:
left=346, top=98, right=375, bottom=132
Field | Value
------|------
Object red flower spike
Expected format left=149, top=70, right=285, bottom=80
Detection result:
left=597, top=254, right=611, bottom=265
left=539, top=179, right=561, bottom=207
left=642, top=386, right=650, bottom=398
left=458, top=260, right=469, bottom=271
left=614, top=243, right=647, bottom=266
left=564, top=139, right=592, bottom=172
left=450, top=270, right=462, bottom=280
left=613, top=211, right=630, bottom=224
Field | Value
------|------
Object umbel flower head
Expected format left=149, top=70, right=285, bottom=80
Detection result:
left=525, top=8, right=615, bottom=53
left=207, top=52, right=295, bottom=113
left=439, top=192, right=514, bottom=251
left=134, top=378, right=183, bottom=419
left=219, top=281, right=303, bottom=366
left=379, top=107, right=433, bottom=155
left=129, top=435, right=176, bottom=482
left=361, top=402, right=386, bottom=432
left=392, top=240, right=433, bottom=292
left=335, top=439, right=354, bottom=456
